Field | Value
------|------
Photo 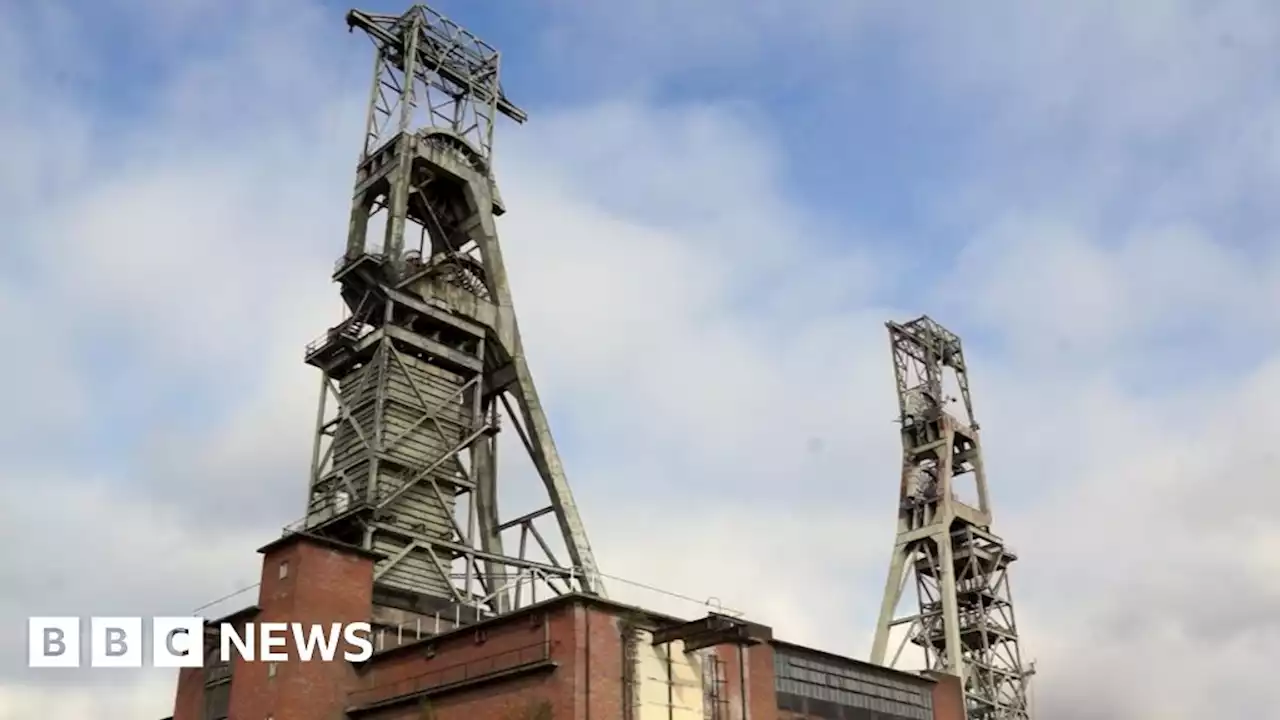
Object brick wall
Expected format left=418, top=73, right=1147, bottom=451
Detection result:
left=924, top=671, right=965, bottom=720
left=172, top=612, right=255, bottom=720
left=350, top=599, right=635, bottom=720
left=171, top=666, right=203, bottom=720
left=342, top=600, right=779, bottom=720
left=711, top=642, right=776, bottom=720
left=350, top=605, right=570, bottom=718
left=580, top=603, right=626, bottom=720
left=170, top=538, right=958, bottom=720
left=226, top=534, right=376, bottom=720
left=357, top=673, right=562, bottom=720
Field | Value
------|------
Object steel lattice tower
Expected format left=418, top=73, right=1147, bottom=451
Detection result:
left=297, top=4, right=602, bottom=620
left=870, top=316, right=1033, bottom=720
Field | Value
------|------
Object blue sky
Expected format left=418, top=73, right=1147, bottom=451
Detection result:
left=2, top=1, right=1280, bottom=718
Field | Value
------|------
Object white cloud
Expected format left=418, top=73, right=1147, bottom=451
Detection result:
left=540, top=0, right=877, bottom=89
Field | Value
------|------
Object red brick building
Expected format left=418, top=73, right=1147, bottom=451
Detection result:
left=164, top=533, right=964, bottom=720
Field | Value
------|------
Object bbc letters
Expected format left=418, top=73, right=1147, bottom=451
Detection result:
left=28, top=617, right=374, bottom=667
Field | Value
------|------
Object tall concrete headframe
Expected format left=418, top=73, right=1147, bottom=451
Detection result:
left=870, top=316, right=1033, bottom=720
left=298, top=4, right=602, bottom=621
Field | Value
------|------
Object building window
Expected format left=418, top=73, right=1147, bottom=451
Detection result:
left=278, top=561, right=289, bottom=580
left=773, top=648, right=932, bottom=720
left=202, top=680, right=230, bottom=720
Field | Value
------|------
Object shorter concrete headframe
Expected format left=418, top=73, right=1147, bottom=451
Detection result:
left=870, top=316, right=1033, bottom=720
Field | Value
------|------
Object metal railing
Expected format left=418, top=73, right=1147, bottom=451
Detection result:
left=334, top=252, right=386, bottom=275
left=348, top=641, right=553, bottom=707
left=304, top=317, right=374, bottom=359
left=369, top=609, right=471, bottom=653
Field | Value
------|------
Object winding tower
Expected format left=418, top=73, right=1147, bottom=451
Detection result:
left=869, top=316, right=1033, bottom=720
left=298, top=4, right=602, bottom=621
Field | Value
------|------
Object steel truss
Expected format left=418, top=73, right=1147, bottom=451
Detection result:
left=294, top=4, right=601, bottom=619
left=870, top=316, right=1033, bottom=720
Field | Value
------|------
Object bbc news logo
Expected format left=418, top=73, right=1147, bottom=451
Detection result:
left=28, top=617, right=374, bottom=668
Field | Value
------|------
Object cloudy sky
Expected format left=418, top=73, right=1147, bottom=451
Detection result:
left=3, top=0, right=1280, bottom=717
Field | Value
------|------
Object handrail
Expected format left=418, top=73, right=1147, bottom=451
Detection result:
left=334, top=252, right=386, bottom=275
left=304, top=317, right=375, bottom=358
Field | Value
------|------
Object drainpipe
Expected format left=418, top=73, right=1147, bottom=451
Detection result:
left=666, top=645, right=674, bottom=720
left=584, top=608, right=591, bottom=720
left=543, top=613, right=550, bottom=658
left=738, top=648, right=748, bottom=720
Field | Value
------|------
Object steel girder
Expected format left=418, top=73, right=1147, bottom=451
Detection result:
left=870, top=316, right=1033, bottom=720
left=294, top=4, right=602, bottom=619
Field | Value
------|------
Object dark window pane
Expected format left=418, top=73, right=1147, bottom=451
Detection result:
left=203, top=681, right=230, bottom=720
